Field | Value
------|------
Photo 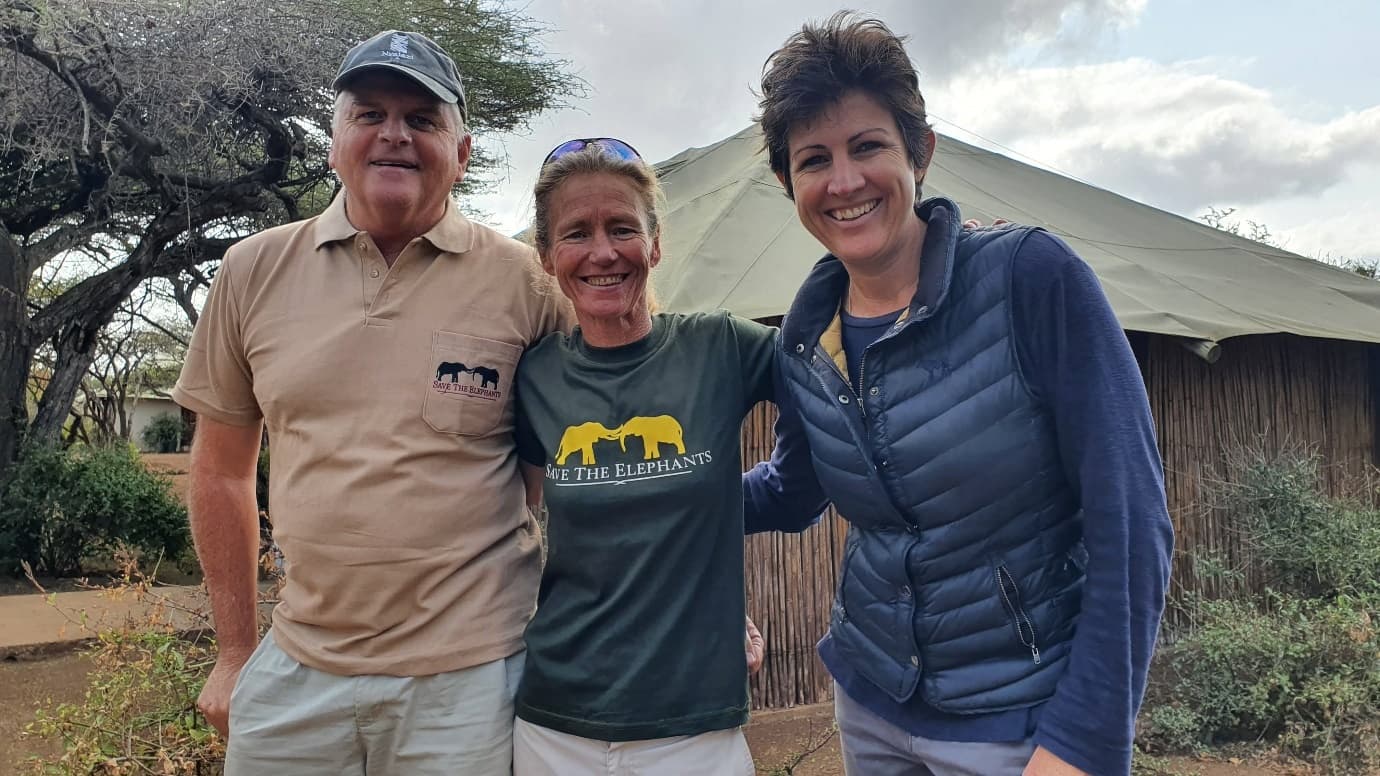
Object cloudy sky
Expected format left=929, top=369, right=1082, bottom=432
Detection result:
left=469, top=0, right=1380, bottom=262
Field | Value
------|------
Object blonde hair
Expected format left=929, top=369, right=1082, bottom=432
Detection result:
left=530, top=147, right=666, bottom=312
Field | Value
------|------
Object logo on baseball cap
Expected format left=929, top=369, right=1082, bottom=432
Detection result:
left=334, top=30, right=465, bottom=114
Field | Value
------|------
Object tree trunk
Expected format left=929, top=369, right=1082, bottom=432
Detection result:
left=30, top=324, right=100, bottom=445
left=0, top=330, right=33, bottom=474
left=0, top=231, right=32, bottom=482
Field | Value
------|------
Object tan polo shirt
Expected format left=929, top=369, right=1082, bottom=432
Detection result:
left=173, top=194, right=573, bottom=677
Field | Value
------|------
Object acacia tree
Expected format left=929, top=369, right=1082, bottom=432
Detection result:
left=0, top=0, right=580, bottom=480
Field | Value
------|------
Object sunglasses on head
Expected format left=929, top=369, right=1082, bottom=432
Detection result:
left=542, top=137, right=642, bottom=167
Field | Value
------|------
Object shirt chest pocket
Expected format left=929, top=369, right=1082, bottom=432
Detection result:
left=423, top=330, right=522, bottom=436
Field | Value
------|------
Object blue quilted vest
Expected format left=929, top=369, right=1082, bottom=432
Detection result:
left=778, top=199, right=1086, bottom=713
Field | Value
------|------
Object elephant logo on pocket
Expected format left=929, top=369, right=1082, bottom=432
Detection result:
left=615, top=415, right=686, bottom=460
left=432, top=361, right=502, bottom=393
left=470, top=365, right=500, bottom=389
left=436, top=361, right=467, bottom=383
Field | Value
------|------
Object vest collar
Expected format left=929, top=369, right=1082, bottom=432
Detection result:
left=782, top=197, right=963, bottom=359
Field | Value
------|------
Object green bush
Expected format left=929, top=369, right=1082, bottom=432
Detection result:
left=1225, top=450, right=1380, bottom=599
left=1142, top=594, right=1380, bottom=772
left=140, top=411, right=188, bottom=453
left=0, top=444, right=189, bottom=576
left=1140, top=450, right=1380, bottom=772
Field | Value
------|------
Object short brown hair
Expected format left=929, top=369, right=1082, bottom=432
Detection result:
left=756, top=12, right=933, bottom=199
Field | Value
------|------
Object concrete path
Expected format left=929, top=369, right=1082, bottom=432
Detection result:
left=0, top=585, right=211, bottom=659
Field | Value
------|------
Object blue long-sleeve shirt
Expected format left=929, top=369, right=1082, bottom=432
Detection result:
left=744, top=230, right=1173, bottom=776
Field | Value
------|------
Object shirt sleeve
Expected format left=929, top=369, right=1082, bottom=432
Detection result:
left=742, top=332, right=830, bottom=535
left=728, top=314, right=778, bottom=408
left=1012, top=231, right=1175, bottom=776
left=514, top=354, right=547, bottom=466
left=171, top=249, right=262, bottom=427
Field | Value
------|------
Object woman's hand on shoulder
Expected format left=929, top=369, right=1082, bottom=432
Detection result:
left=745, top=616, right=765, bottom=675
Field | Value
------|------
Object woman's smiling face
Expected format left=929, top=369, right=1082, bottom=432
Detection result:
left=783, top=90, right=932, bottom=272
left=543, top=171, right=661, bottom=344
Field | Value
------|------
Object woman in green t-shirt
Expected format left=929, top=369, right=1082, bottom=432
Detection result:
left=510, top=138, right=806, bottom=775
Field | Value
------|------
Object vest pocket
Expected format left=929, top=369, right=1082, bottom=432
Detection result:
left=834, top=538, right=861, bottom=621
left=995, top=563, right=1041, bottom=665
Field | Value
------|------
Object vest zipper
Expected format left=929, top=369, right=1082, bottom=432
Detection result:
left=856, top=352, right=869, bottom=419
left=996, top=565, right=1041, bottom=665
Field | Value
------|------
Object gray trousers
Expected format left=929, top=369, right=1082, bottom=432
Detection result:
left=834, top=683, right=1036, bottom=776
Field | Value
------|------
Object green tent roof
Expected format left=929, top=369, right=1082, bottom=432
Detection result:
left=651, top=126, right=1380, bottom=345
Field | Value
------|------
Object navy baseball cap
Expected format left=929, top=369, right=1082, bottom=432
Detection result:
left=333, top=31, right=466, bottom=114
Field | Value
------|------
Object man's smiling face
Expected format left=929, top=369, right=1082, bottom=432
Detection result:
left=328, top=72, right=469, bottom=240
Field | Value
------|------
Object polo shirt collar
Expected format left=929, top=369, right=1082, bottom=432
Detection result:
left=313, top=193, right=475, bottom=255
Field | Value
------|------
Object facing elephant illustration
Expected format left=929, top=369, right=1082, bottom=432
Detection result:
left=470, top=365, right=500, bottom=389
left=617, top=415, right=686, bottom=460
left=435, top=361, right=467, bottom=383
left=555, top=422, right=621, bottom=466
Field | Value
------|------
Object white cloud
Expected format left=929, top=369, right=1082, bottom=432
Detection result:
left=471, top=0, right=1380, bottom=265
left=473, top=0, right=1150, bottom=232
left=885, top=0, right=1147, bottom=79
left=934, top=59, right=1380, bottom=214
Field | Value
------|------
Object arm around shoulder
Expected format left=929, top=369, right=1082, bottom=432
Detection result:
left=742, top=354, right=830, bottom=534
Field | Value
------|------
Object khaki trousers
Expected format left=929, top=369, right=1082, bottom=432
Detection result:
left=225, top=630, right=523, bottom=776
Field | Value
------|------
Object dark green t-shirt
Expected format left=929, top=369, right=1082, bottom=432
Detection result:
left=513, top=312, right=776, bottom=741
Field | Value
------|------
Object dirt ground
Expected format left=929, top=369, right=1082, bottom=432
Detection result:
left=140, top=451, right=192, bottom=504
left=0, top=652, right=94, bottom=773
left=0, top=649, right=1303, bottom=776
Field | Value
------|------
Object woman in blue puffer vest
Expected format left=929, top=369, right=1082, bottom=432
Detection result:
left=742, top=12, right=1174, bottom=776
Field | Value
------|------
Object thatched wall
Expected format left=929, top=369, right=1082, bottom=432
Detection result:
left=1141, top=334, right=1378, bottom=616
left=742, top=333, right=1379, bottom=709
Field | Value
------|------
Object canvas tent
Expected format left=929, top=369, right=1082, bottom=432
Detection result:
left=645, top=127, right=1380, bottom=710
left=652, top=126, right=1380, bottom=346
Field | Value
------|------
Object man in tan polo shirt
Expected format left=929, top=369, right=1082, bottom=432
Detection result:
left=173, top=30, right=572, bottom=775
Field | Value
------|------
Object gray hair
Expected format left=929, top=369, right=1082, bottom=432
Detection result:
left=330, top=89, right=466, bottom=138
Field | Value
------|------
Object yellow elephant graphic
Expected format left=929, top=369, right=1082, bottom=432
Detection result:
left=555, top=422, right=621, bottom=465
left=616, top=415, right=686, bottom=460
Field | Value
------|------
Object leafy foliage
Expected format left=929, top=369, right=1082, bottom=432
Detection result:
left=1139, top=450, right=1380, bottom=773
left=1142, top=595, right=1380, bottom=772
left=0, top=444, right=187, bottom=576
left=140, top=412, right=188, bottom=454
left=21, top=567, right=223, bottom=775
left=1227, top=449, right=1380, bottom=599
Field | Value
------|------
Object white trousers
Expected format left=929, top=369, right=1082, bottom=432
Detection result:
left=513, top=717, right=756, bottom=776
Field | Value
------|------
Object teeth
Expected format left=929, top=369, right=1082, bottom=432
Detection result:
left=585, top=275, right=626, bottom=287
left=831, top=201, right=879, bottom=221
